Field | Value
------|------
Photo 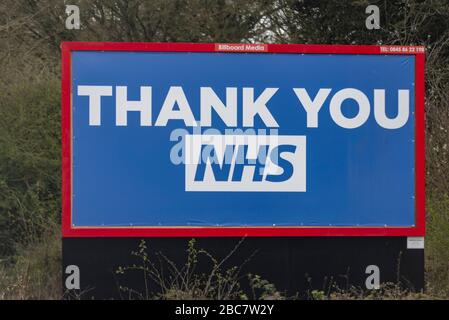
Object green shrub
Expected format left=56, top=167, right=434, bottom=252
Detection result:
left=0, top=79, right=61, bottom=257
left=0, top=224, right=61, bottom=299
left=426, top=194, right=449, bottom=297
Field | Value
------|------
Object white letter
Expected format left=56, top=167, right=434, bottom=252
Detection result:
left=374, top=89, right=409, bottom=129
left=156, top=87, right=197, bottom=126
left=293, top=88, right=331, bottom=128
left=330, top=88, right=370, bottom=129
left=200, top=87, right=237, bottom=127
left=365, top=5, right=380, bottom=30
left=365, top=265, right=380, bottom=290
left=116, top=86, right=152, bottom=126
left=170, top=128, right=188, bottom=165
left=77, top=85, right=112, bottom=126
left=65, top=265, right=80, bottom=290
left=243, top=88, right=279, bottom=127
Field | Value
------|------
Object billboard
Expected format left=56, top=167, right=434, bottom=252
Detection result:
left=61, top=42, right=425, bottom=237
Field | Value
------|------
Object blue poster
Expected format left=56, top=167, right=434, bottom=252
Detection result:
left=71, top=51, right=415, bottom=227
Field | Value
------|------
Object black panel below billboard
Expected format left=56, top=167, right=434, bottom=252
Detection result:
left=62, top=237, right=424, bottom=299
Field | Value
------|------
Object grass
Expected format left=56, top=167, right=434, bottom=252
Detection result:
left=425, top=194, right=449, bottom=297
left=0, top=224, right=61, bottom=299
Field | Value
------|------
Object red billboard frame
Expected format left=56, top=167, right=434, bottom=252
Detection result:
left=61, top=42, right=426, bottom=238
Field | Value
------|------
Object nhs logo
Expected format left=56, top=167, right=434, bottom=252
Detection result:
left=185, top=135, right=306, bottom=192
